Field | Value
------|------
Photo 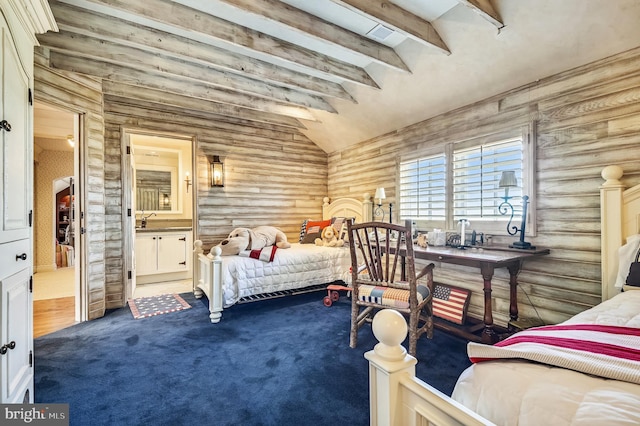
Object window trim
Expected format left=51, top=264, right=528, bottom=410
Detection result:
left=398, top=121, right=537, bottom=237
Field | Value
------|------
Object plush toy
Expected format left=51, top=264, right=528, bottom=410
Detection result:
left=216, top=226, right=291, bottom=256
left=315, top=225, right=344, bottom=247
left=416, top=233, right=428, bottom=248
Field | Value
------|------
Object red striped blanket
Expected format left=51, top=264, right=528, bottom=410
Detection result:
left=468, top=324, right=640, bottom=385
left=238, top=246, right=278, bottom=262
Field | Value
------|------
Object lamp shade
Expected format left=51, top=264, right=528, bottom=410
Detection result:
left=374, top=187, right=386, bottom=203
left=499, top=171, right=517, bottom=188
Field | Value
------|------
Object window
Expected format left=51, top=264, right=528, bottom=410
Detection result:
left=398, top=124, right=536, bottom=235
left=399, top=154, right=446, bottom=221
left=453, top=137, right=523, bottom=222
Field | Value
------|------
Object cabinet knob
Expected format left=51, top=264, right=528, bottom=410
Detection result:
left=0, top=341, right=15, bottom=355
left=16, top=253, right=27, bottom=261
left=0, top=120, right=11, bottom=132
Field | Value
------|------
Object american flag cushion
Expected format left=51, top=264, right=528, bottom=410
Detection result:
left=358, top=284, right=430, bottom=309
left=433, top=284, right=470, bottom=325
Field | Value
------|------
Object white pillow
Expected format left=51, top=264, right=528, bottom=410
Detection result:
left=615, top=234, right=640, bottom=288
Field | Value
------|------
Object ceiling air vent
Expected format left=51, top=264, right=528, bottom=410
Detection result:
left=367, top=24, right=394, bottom=41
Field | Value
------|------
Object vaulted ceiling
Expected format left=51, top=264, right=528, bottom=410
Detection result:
left=36, top=0, right=640, bottom=153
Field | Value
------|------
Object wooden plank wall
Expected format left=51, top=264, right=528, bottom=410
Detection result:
left=101, top=95, right=328, bottom=307
left=34, top=48, right=107, bottom=319
left=328, top=46, right=640, bottom=326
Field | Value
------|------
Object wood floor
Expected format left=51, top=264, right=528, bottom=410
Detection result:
left=33, top=297, right=77, bottom=338
left=32, top=273, right=193, bottom=338
left=33, top=267, right=77, bottom=338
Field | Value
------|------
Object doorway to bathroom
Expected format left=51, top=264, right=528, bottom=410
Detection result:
left=122, top=129, right=195, bottom=301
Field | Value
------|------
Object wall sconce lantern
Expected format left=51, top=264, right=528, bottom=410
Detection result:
left=498, top=171, right=534, bottom=250
left=210, top=155, right=224, bottom=187
left=185, top=172, right=192, bottom=193
left=67, top=134, right=75, bottom=148
left=163, top=193, right=170, bottom=207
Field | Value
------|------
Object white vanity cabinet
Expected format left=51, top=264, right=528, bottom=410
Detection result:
left=135, top=230, right=192, bottom=283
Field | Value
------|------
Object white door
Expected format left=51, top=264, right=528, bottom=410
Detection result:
left=130, top=149, right=137, bottom=298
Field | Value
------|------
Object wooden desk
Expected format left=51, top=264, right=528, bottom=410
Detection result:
left=394, top=245, right=550, bottom=344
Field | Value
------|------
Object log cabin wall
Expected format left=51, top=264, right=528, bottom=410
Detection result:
left=328, top=46, right=640, bottom=326
left=34, top=48, right=107, bottom=319
left=101, top=95, right=328, bottom=307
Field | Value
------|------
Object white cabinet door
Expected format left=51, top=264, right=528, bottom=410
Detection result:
left=157, top=234, right=187, bottom=273
left=0, top=9, right=33, bottom=404
left=1, top=268, right=32, bottom=403
left=134, top=234, right=159, bottom=276
left=0, top=18, right=31, bottom=245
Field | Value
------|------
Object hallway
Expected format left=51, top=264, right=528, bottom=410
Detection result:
left=33, top=268, right=76, bottom=338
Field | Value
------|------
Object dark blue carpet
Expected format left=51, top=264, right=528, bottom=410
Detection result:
left=34, top=291, right=471, bottom=426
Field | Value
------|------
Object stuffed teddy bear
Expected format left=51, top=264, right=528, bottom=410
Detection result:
left=416, top=233, right=428, bottom=248
left=216, top=226, right=291, bottom=256
left=315, top=225, right=344, bottom=247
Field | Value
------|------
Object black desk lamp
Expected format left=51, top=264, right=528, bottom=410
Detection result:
left=374, top=187, right=393, bottom=223
left=498, top=171, right=534, bottom=249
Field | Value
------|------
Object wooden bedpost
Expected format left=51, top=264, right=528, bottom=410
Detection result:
left=207, top=246, right=224, bottom=323
left=365, top=310, right=494, bottom=425
left=600, top=165, right=625, bottom=302
left=365, top=309, right=416, bottom=426
left=193, top=241, right=224, bottom=323
left=363, top=193, right=373, bottom=222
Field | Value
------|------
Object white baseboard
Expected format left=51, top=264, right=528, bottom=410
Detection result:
left=35, top=263, right=58, bottom=273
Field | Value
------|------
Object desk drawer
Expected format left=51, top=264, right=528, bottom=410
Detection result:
left=0, top=239, right=30, bottom=279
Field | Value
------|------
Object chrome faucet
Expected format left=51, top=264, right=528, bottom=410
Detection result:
left=140, top=210, right=156, bottom=228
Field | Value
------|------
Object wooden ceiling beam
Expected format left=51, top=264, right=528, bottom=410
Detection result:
left=39, top=30, right=338, bottom=113
left=216, top=0, right=410, bottom=72
left=45, top=1, right=367, bottom=98
left=77, top=0, right=381, bottom=87
left=456, top=0, right=504, bottom=29
left=48, top=52, right=320, bottom=121
left=102, top=82, right=306, bottom=131
left=329, top=0, right=449, bottom=54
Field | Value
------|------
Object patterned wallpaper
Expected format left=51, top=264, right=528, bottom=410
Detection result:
left=34, top=148, right=74, bottom=271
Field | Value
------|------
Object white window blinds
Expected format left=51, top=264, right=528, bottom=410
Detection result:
left=453, top=137, right=523, bottom=221
left=399, top=154, right=446, bottom=220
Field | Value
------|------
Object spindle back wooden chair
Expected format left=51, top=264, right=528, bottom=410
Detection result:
left=347, top=219, right=435, bottom=357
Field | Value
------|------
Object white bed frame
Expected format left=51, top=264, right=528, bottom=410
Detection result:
left=192, top=195, right=372, bottom=323
left=365, top=165, right=640, bottom=426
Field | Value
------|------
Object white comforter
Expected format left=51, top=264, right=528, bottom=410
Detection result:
left=451, top=291, right=640, bottom=426
left=220, top=243, right=351, bottom=307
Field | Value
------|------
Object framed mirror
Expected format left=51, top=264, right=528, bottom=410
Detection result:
left=133, top=146, right=182, bottom=214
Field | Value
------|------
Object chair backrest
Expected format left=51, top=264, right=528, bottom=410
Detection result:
left=347, top=219, right=416, bottom=287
